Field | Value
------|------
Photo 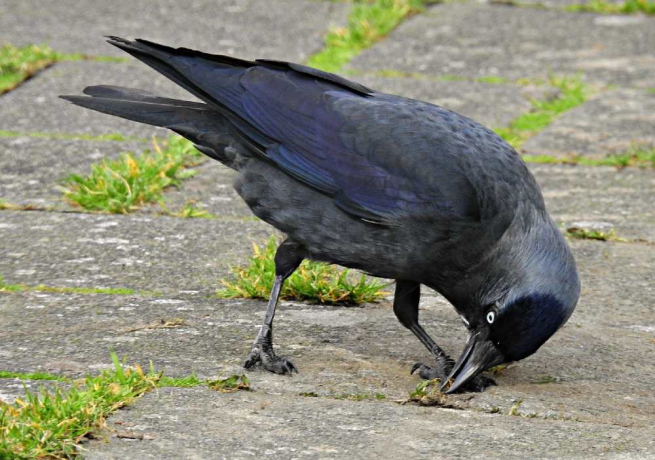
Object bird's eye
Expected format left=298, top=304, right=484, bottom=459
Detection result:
left=486, top=311, right=496, bottom=324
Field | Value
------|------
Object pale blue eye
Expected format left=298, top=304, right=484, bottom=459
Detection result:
left=486, top=311, right=496, bottom=324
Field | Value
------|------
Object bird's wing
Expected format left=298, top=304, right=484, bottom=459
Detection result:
left=240, top=70, right=486, bottom=223
left=107, top=38, right=502, bottom=224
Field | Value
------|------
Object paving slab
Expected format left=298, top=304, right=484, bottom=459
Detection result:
left=0, top=0, right=349, bottom=62
left=350, top=74, right=553, bottom=129
left=531, top=164, right=655, bottom=242
left=0, top=61, right=197, bottom=139
left=350, top=3, right=655, bottom=88
left=522, top=89, right=655, bottom=157
left=150, top=161, right=253, bottom=219
left=0, top=136, right=146, bottom=208
left=0, top=135, right=253, bottom=217
left=506, top=0, right=626, bottom=8
left=0, top=211, right=273, bottom=294
left=0, top=378, right=67, bottom=404
left=84, top=388, right=655, bottom=460
left=1, top=239, right=654, bottom=431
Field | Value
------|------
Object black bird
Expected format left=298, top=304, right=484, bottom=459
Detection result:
left=61, top=37, right=580, bottom=393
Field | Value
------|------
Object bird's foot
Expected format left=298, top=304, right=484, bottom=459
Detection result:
left=411, top=357, right=495, bottom=393
left=243, top=342, right=297, bottom=375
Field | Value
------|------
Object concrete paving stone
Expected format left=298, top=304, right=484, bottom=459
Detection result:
left=0, top=136, right=146, bottom=208
left=0, top=237, right=653, bottom=429
left=84, top=388, right=655, bottom=460
left=350, top=74, right=551, bottom=129
left=138, top=161, right=655, bottom=241
left=522, top=89, right=655, bottom=157
left=530, top=164, right=655, bottom=242
left=350, top=3, right=655, bottom=88
left=149, top=160, right=253, bottom=219
left=0, top=378, right=68, bottom=404
left=0, top=0, right=349, bottom=62
left=0, top=61, right=199, bottom=139
left=0, top=135, right=253, bottom=217
left=0, top=211, right=274, bottom=294
left=505, top=0, right=626, bottom=7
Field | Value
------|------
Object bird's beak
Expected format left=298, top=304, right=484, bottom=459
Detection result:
left=441, top=329, right=503, bottom=394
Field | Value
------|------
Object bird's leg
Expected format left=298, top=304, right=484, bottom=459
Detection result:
left=393, top=280, right=495, bottom=392
left=243, top=239, right=305, bottom=375
left=393, top=280, right=454, bottom=380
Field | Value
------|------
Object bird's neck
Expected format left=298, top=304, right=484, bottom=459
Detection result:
left=427, top=209, right=577, bottom=314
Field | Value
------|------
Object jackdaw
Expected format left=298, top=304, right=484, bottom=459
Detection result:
left=61, top=37, right=580, bottom=393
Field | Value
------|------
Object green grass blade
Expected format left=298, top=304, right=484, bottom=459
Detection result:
left=217, top=236, right=388, bottom=304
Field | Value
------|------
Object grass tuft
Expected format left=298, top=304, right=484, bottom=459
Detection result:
left=217, top=236, right=388, bottom=304
left=565, top=0, right=655, bottom=15
left=307, top=0, right=424, bottom=73
left=0, top=352, right=158, bottom=459
left=0, top=357, right=254, bottom=457
left=495, top=75, right=588, bottom=149
left=0, top=43, right=126, bottom=94
left=1, top=44, right=55, bottom=93
left=63, top=135, right=203, bottom=214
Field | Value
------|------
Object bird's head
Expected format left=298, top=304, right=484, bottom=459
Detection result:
left=442, top=218, right=581, bottom=393
left=444, top=292, right=577, bottom=393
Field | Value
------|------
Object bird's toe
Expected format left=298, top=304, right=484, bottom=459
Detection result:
left=466, top=374, right=496, bottom=392
left=243, top=351, right=262, bottom=369
left=262, top=355, right=298, bottom=375
left=411, top=362, right=447, bottom=381
left=244, top=345, right=298, bottom=375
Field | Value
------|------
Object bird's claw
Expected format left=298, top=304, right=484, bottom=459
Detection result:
left=243, top=346, right=298, bottom=375
left=411, top=358, right=495, bottom=393
left=411, top=362, right=449, bottom=381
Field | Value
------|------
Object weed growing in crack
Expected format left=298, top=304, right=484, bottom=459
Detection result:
left=63, top=135, right=203, bottom=213
left=217, top=236, right=388, bottom=304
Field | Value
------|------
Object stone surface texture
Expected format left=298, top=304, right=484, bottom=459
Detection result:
left=351, top=3, right=655, bottom=88
left=1, top=0, right=654, bottom=458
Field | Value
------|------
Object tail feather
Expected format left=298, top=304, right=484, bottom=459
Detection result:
left=60, top=92, right=237, bottom=165
left=102, top=38, right=276, bottom=152
left=82, top=85, right=207, bottom=109
left=105, top=36, right=248, bottom=115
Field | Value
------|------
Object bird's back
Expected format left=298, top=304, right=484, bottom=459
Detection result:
left=62, top=38, right=547, bottom=281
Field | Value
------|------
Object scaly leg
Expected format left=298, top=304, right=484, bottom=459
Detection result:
left=393, top=280, right=494, bottom=392
left=243, top=239, right=305, bottom=374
